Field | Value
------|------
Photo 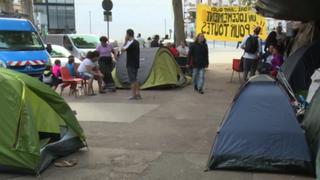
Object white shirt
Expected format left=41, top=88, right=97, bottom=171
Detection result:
left=145, top=39, right=152, bottom=48
left=77, top=58, right=96, bottom=73
left=265, top=54, right=273, bottom=64
left=177, top=45, right=189, bottom=57
left=240, top=35, right=262, bottom=59
left=136, top=37, right=145, bottom=48
left=123, top=39, right=134, bottom=50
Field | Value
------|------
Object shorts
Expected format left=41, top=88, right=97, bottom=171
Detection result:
left=127, top=67, right=138, bottom=83
left=79, top=72, right=94, bottom=80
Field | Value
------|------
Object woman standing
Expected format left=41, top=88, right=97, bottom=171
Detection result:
left=188, top=33, right=209, bottom=94
left=96, top=36, right=116, bottom=92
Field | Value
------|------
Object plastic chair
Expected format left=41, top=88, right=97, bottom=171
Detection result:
left=230, top=59, right=242, bottom=83
left=60, top=66, right=84, bottom=97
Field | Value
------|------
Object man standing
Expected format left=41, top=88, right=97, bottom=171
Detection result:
left=122, top=29, right=141, bottom=100
left=136, top=33, right=145, bottom=48
left=240, top=26, right=262, bottom=81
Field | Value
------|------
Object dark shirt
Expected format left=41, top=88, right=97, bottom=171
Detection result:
left=126, top=40, right=140, bottom=69
left=188, top=42, right=209, bottom=68
left=150, top=40, right=159, bottom=47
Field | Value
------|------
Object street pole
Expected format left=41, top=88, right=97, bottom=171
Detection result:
left=164, top=18, right=167, bottom=38
left=107, top=15, right=109, bottom=38
left=89, top=11, right=92, bottom=33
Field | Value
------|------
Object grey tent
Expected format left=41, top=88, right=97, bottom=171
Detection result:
left=303, top=88, right=320, bottom=178
left=280, top=41, right=320, bottom=92
left=207, top=75, right=313, bottom=175
left=113, top=47, right=188, bottom=89
left=256, top=0, right=320, bottom=21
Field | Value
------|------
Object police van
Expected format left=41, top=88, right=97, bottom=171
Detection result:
left=0, top=17, right=50, bottom=76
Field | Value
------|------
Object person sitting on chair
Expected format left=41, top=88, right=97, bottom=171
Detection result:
left=77, top=51, right=106, bottom=95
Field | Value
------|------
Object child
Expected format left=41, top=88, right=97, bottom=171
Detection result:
left=39, top=66, right=53, bottom=86
left=52, top=59, right=62, bottom=90
left=64, top=56, right=78, bottom=94
left=66, top=55, right=76, bottom=77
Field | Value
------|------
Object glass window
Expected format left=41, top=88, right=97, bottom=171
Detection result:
left=65, top=6, right=75, bottom=29
left=65, top=0, right=74, bottom=3
left=57, top=6, right=66, bottom=29
left=34, top=5, right=48, bottom=26
left=69, top=35, right=100, bottom=49
left=34, top=0, right=47, bottom=3
left=57, top=0, right=66, bottom=3
left=0, top=31, right=44, bottom=51
left=48, top=0, right=57, bottom=3
left=48, top=6, right=57, bottom=29
left=50, top=45, right=71, bottom=58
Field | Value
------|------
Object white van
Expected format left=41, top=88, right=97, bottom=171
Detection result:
left=44, top=34, right=119, bottom=59
left=44, top=34, right=100, bottom=59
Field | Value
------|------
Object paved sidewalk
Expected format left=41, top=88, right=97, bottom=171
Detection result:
left=0, top=59, right=314, bottom=179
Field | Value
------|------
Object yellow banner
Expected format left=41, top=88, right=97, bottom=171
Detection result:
left=196, top=4, right=267, bottom=42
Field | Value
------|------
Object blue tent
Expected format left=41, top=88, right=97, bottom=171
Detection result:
left=207, top=75, right=313, bottom=175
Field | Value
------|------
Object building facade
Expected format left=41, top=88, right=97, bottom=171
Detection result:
left=34, top=0, right=75, bottom=35
left=183, top=0, right=196, bottom=39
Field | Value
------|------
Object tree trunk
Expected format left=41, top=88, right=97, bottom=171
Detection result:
left=22, top=0, right=35, bottom=23
left=172, top=0, right=186, bottom=46
left=288, top=21, right=320, bottom=56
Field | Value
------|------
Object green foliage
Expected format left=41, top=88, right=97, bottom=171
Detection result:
left=228, top=0, right=236, bottom=5
left=239, top=0, right=257, bottom=6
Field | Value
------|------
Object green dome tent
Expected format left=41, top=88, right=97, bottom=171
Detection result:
left=0, top=68, right=86, bottom=174
left=113, top=47, right=189, bottom=89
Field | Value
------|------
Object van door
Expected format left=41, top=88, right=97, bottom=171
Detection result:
left=63, top=35, right=73, bottom=51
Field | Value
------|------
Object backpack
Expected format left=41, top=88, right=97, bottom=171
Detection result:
left=245, top=35, right=259, bottom=54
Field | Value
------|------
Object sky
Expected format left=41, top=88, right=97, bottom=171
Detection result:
left=74, top=0, right=174, bottom=42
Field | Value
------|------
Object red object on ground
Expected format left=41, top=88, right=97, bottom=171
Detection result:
left=232, top=59, right=241, bottom=72
left=271, top=70, right=278, bottom=77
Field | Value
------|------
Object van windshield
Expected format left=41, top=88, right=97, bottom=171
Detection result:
left=0, top=31, right=45, bottom=51
left=69, top=35, right=99, bottom=49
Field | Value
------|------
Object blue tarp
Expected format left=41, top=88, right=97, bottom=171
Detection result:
left=207, top=75, right=313, bottom=175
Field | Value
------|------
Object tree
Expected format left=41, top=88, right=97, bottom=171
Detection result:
left=239, top=0, right=256, bottom=6
left=0, top=0, right=14, bottom=13
left=228, top=0, right=236, bottom=5
left=172, top=0, right=186, bottom=46
left=21, top=0, right=35, bottom=23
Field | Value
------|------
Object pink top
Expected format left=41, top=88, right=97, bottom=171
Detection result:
left=52, top=65, right=61, bottom=78
left=271, top=54, right=284, bottom=71
left=96, top=43, right=113, bottom=57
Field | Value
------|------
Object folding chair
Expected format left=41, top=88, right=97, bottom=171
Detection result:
left=60, top=66, right=84, bottom=97
left=230, top=59, right=242, bottom=83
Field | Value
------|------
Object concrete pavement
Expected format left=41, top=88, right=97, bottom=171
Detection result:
left=0, top=50, right=315, bottom=180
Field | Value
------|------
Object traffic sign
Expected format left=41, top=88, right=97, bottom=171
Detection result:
left=102, top=0, right=113, bottom=11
